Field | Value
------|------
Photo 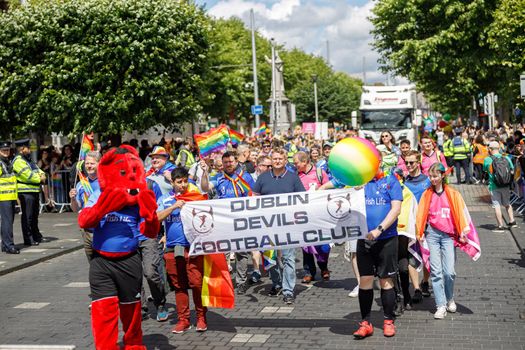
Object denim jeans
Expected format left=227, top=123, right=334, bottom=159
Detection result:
left=269, top=248, right=296, bottom=296
left=426, top=225, right=456, bottom=307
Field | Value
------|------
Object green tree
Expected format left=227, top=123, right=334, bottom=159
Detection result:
left=371, top=0, right=501, bottom=113
left=0, top=0, right=211, bottom=137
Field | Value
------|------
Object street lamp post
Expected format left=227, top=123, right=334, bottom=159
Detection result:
left=312, top=74, right=319, bottom=124
left=271, top=38, right=277, bottom=132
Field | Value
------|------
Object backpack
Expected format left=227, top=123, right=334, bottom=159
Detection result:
left=490, top=156, right=513, bottom=187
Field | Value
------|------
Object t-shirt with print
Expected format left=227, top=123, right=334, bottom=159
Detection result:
left=428, top=191, right=455, bottom=235
left=364, top=174, right=403, bottom=240
left=157, top=191, right=189, bottom=247
left=297, top=165, right=329, bottom=191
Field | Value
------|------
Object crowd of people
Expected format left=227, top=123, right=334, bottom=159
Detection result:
left=0, top=120, right=520, bottom=348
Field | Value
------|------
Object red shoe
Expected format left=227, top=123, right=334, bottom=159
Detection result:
left=196, top=318, right=208, bottom=332
left=353, top=321, right=373, bottom=339
left=383, top=319, right=395, bottom=337
left=171, top=320, right=191, bottom=334
left=301, top=275, right=313, bottom=284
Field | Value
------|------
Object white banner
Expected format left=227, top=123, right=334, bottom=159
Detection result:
left=181, top=188, right=368, bottom=255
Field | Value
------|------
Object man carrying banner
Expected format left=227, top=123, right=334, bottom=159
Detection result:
left=157, top=167, right=208, bottom=334
left=200, top=151, right=255, bottom=294
left=354, top=163, right=403, bottom=339
left=252, top=148, right=305, bottom=304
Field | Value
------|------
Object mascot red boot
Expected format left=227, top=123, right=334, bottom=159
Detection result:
left=78, top=145, right=160, bottom=350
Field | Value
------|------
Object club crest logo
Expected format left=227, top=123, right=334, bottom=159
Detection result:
left=191, top=207, right=214, bottom=235
left=326, top=193, right=351, bottom=220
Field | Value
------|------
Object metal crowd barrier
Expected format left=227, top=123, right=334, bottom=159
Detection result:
left=39, top=169, right=72, bottom=213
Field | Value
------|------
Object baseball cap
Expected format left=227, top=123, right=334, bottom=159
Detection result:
left=322, top=142, right=333, bottom=149
left=148, top=146, right=169, bottom=157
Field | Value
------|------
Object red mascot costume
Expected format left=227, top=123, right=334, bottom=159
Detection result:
left=78, top=145, right=160, bottom=350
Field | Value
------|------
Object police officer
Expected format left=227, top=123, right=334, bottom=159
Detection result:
left=12, top=139, right=46, bottom=246
left=0, top=141, right=19, bottom=254
left=451, top=128, right=472, bottom=184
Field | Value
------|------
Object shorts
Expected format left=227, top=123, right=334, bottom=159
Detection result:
left=89, top=252, right=142, bottom=303
left=356, top=236, right=398, bottom=278
left=490, top=187, right=510, bottom=207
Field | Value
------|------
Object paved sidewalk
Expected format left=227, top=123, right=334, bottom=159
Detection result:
left=0, top=212, right=83, bottom=276
left=0, top=207, right=524, bottom=349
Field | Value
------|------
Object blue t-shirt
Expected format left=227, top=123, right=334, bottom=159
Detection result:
left=85, top=189, right=141, bottom=253
left=157, top=191, right=188, bottom=247
left=253, top=169, right=305, bottom=195
left=364, top=174, right=403, bottom=240
left=75, top=177, right=100, bottom=209
left=215, top=169, right=255, bottom=199
left=404, top=173, right=431, bottom=202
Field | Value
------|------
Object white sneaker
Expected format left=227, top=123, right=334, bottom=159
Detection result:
left=447, top=299, right=457, bottom=313
left=434, top=306, right=447, bottom=319
left=348, top=285, right=359, bottom=298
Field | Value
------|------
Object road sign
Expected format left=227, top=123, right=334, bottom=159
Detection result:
left=251, top=105, right=263, bottom=115
left=521, top=74, right=525, bottom=98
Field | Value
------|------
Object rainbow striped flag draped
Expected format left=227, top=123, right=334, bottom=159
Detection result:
left=202, top=254, right=235, bottom=308
left=254, top=123, right=267, bottom=136
left=194, top=125, right=230, bottom=157
left=262, top=250, right=277, bottom=270
left=76, top=133, right=95, bottom=204
left=229, top=129, right=245, bottom=146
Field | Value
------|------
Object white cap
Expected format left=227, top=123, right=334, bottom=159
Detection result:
left=488, top=141, right=500, bottom=149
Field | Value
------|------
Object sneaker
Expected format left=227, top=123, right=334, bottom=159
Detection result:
left=492, top=226, right=505, bottom=232
left=301, top=275, right=313, bottom=284
left=172, top=320, right=191, bottom=334
left=446, top=299, right=457, bottom=313
left=268, top=286, right=282, bottom=297
left=383, top=320, right=395, bottom=337
left=412, top=289, right=423, bottom=303
left=394, top=300, right=404, bottom=317
left=236, top=283, right=248, bottom=295
left=196, top=318, right=207, bottom=332
left=348, top=285, right=359, bottom=298
left=508, top=221, right=518, bottom=228
left=321, top=270, right=330, bottom=281
left=250, top=271, right=261, bottom=284
left=404, top=301, right=413, bottom=311
left=353, top=320, right=374, bottom=339
left=421, top=281, right=431, bottom=297
left=283, top=294, right=295, bottom=305
left=434, top=306, right=447, bottom=319
left=156, top=305, right=169, bottom=322
left=141, top=306, right=149, bottom=320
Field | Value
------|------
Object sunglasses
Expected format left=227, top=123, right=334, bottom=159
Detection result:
left=406, top=161, right=418, bottom=165
left=381, top=135, right=390, bottom=138
left=263, top=145, right=271, bottom=148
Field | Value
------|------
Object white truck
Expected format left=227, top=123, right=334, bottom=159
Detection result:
left=357, top=84, right=419, bottom=147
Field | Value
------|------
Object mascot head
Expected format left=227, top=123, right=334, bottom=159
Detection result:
left=98, top=145, right=147, bottom=193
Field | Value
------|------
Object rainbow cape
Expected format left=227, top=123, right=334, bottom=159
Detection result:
left=229, top=129, right=245, bottom=146
left=76, top=133, right=95, bottom=204
left=176, top=185, right=234, bottom=309
left=194, top=125, right=230, bottom=157
left=254, top=123, right=267, bottom=136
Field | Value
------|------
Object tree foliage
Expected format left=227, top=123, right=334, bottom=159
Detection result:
left=0, top=0, right=211, bottom=136
left=371, top=0, right=504, bottom=113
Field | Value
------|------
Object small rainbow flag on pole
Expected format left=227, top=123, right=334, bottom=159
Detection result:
left=194, top=125, right=230, bottom=157
left=78, top=133, right=94, bottom=162
left=254, top=123, right=267, bottom=136
left=76, top=133, right=95, bottom=204
left=228, top=129, right=245, bottom=146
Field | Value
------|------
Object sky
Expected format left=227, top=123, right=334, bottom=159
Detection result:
left=194, top=0, right=396, bottom=84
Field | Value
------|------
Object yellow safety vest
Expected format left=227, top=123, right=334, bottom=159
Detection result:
left=0, top=159, right=17, bottom=201
left=443, top=139, right=454, bottom=157
left=175, top=149, right=195, bottom=169
left=12, top=155, right=43, bottom=193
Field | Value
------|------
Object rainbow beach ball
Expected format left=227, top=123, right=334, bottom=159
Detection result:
left=328, top=137, right=380, bottom=186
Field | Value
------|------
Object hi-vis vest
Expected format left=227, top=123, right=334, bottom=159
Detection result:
left=175, top=149, right=195, bottom=169
left=472, top=143, right=489, bottom=165
left=443, top=139, right=454, bottom=157
left=0, top=158, right=17, bottom=201
left=452, top=137, right=471, bottom=160
left=12, top=154, right=43, bottom=193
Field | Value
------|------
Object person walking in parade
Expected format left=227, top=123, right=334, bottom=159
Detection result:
left=0, top=141, right=19, bottom=254
left=12, top=139, right=47, bottom=246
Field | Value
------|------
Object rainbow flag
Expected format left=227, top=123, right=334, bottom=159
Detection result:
left=202, top=254, right=235, bottom=308
left=229, top=129, right=244, bottom=146
left=194, top=125, right=230, bottom=157
left=254, top=123, right=267, bottom=136
left=76, top=133, right=95, bottom=204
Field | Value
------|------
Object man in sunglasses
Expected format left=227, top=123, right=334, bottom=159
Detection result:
left=261, top=142, right=272, bottom=157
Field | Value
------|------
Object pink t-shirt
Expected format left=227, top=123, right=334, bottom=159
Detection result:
left=421, top=150, right=448, bottom=176
left=428, top=191, right=455, bottom=234
left=298, top=165, right=329, bottom=191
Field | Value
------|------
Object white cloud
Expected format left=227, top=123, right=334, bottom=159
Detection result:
left=206, top=0, right=395, bottom=83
